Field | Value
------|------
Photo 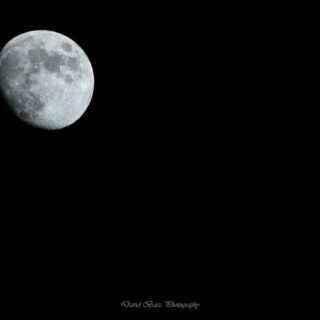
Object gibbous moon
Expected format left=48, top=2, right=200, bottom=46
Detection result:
left=0, top=30, right=94, bottom=130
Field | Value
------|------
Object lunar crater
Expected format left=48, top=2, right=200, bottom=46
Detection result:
left=22, top=76, right=37, bottom=90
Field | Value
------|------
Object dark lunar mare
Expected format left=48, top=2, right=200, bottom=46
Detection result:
left=61, top=42, right=72, bottom=52
left=0, top=50, right=24, bottom=83
left=28, top=47, right=48, bottom=64
left=44, top=53, right=65, bottom=74
left=67, top=57, right=79, bottom=71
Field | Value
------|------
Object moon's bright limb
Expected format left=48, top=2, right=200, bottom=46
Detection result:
left=0, top=30, right=94, bottom=130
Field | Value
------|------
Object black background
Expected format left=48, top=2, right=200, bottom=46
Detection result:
left=0, top=1, right=211, bottom=316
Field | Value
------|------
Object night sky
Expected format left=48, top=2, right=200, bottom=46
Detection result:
left=1, top=2, right=210, bottom=315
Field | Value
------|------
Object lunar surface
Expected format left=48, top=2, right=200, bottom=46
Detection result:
left=0, top=30, right=94, bottom=129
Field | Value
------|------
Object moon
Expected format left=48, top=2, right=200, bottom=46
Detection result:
left=0, top=30, right=94, bottom=130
